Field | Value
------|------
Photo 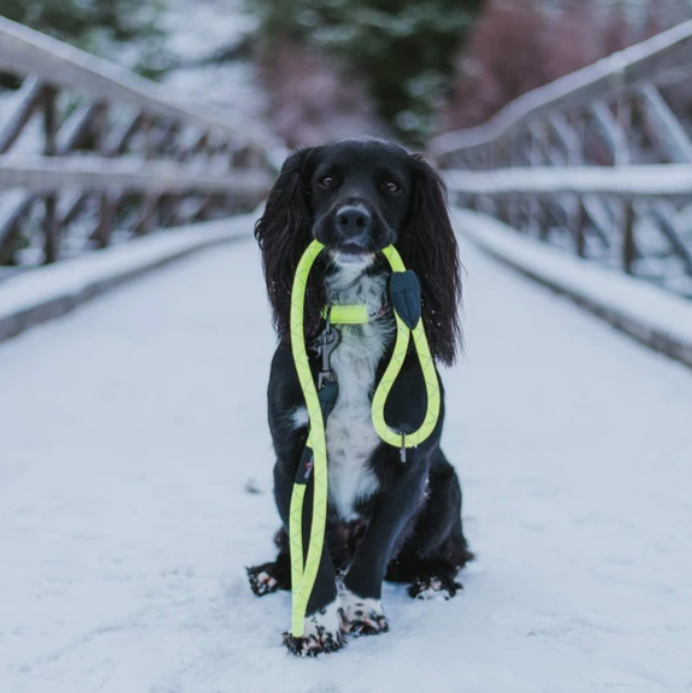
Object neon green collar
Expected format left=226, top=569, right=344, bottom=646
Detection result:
left=321, top=303, right=390, bottom=325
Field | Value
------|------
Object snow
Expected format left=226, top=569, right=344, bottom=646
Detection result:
left=452, top=208, right=692, bottom=347
left=0, top=213, right=256, bottom=331
left=160, top=0, right=268, bottom=121
left=445, top=165, right=692, bottom=196
left=0, top=156, right=272, bottom=193
left=1, top=234, right=692, bottom=692
left=162, top=0, right=256, bottom=64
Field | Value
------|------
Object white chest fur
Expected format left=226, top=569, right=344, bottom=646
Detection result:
left=323, top=263, right=394, bottom=520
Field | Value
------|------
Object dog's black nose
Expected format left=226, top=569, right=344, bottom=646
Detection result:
left=335, top=206, right=371, bottom=236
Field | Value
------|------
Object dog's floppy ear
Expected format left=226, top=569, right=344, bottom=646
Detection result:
left=398, top=153, right=462, bottom=366
left=255, top=147, right=325, bottom=341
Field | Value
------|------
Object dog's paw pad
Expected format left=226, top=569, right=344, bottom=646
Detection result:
left=346, top=611, right=389, bottom=637
left=408, top=575, right=462, bottom=601
left=283, top=631, right=345, bottom=657
left=283, top=602, right=346, bottom=657
left=246, top=565, right=280, bottom=596
left=341, top=590, right=389, bottom=637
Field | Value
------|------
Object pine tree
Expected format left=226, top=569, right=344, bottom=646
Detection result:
left=250, top=0, right=484, bottom=144
left=1, top=0, right=170, bottom=78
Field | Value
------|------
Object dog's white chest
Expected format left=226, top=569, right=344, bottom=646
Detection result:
left=323, top=267, right=393, bottom=520
left=326, top=326, right=383, bottom=520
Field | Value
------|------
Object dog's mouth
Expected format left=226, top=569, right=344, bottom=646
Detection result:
left=321, top=227, right=394, bottom=267
left=328, top=243, right=377, bottom=266
left=331, top=242, right=374, bottom=261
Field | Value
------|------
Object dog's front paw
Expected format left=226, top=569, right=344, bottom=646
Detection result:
left=246, top=561, right=289, bottom=596
left=283, top=601, right=346, bottom=657
left=340, top=589, right=389, bottom=638
left=408, top=573, right=462, bottom=600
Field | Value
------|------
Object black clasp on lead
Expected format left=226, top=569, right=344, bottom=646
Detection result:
left=314, top=317, right=341, bottom=390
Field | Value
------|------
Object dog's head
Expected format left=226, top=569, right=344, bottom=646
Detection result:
left=255, top=137, right=462, bottom=365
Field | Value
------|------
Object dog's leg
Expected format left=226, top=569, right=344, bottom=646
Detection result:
left=255, top=346, right=346, bottom=654
left=386, top=449, right=474, bottom=600
left=274, top=461, right=346, bottom=656
left=246, top=529, right=291, bottom=596
left=341, top=447, right=429, bottom=637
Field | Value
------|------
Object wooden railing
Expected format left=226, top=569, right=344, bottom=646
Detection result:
left=0, top=16, right=277, bottom=267
left=429, top=21, right=692, bottom=298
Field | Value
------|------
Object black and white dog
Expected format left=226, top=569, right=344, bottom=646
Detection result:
left=248, top=138, right=473, bottom=656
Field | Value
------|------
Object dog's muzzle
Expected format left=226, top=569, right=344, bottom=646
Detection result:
left=334, top=205, right=372, bottom=248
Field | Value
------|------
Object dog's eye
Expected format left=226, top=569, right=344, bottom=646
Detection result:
left=319, top=175, right=336, bottom=189
left=383, top=180, right=401, bottom=194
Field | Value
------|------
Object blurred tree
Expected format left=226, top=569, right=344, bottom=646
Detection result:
left=250, top=0, right=484, bottom=145
left=441, top=0, right=692, bottom=133
left=1, top=0, right=171, bottom=78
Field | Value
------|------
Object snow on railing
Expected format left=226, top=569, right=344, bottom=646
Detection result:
left=0, top=16, right=277, bottom=267
left=445, top=165, right=692, bottom=198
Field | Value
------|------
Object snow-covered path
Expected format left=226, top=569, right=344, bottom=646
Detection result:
left=1, top=230, right=691, bottom=693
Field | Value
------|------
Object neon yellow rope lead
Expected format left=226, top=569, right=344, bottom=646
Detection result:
left=371, top=245, right=440, bottom=448
left=288, top=240, right=440, bottom=638
left=288, top=240, right=328, bottom=638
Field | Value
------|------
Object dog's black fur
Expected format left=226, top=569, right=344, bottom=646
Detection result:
left=248, top=138, right=473, bottom=656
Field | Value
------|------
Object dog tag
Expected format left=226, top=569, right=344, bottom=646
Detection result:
left=400, top=433, right=407, bottom=463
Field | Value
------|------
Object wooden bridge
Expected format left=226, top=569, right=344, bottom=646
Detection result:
left=429, top=21, right=692, bottom=297
left=1, top=14, right=691, bottom=693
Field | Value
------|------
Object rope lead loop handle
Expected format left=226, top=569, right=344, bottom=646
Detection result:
left=371, top=245, right=441, bottom=449
left=288, top=240, right=440, bottom=638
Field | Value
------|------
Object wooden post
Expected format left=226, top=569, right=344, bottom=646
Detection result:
left=42, top=85, right=59, bottom=264
left=93, top=101, right=116, bottom=248
left=92, top=101, right=109, bottom=155
left=133, top=194, right=158, bottom=236
left=537, top=199, right=549, bottom=241
left=92, top=188, right=119, bottom=248
left=574, top=197, right=586, bottom=258
left=158, top=194, right=177, bottom=228
left=622, top=201, right=636, bottom=275
left=141, top=113, right=154, bottom=159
